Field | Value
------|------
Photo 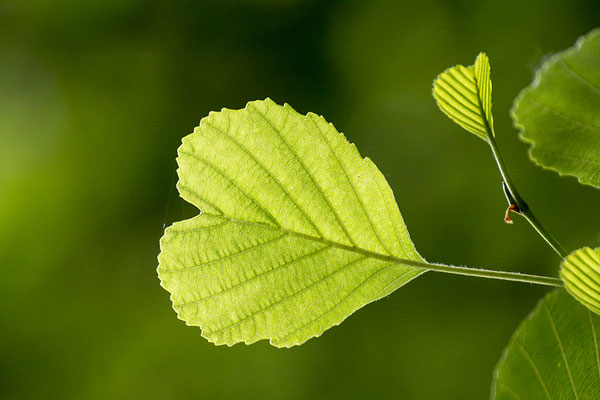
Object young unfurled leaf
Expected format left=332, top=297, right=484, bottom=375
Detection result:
left=433, top=53, right=495, bottom=141
left=493, top=290, right=600, bottom=399
left=513, top=28, right=600, bottom=189
left=560, top=246, right=600, bottom=315
left=158, top=99, right=426, bottom=347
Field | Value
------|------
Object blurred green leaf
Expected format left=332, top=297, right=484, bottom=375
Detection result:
left=158, top=98, right=425, bottom=347
left=433, top=53, right=495, bottom=141
left=492, top=289, right=600, bottom=399
left=560, top=246, right=600, bottom=315
left=513, top=28, right=600, bottom=189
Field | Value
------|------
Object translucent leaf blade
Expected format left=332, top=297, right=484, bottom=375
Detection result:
left=560, top=246, right=600, bottom=315
left=493, top=290, right=600, bottom=399
left=433, top=52, right=495, bottom=141
left=474, top=53, right=494, bottom=128
left=158, top=99, right=425, bottom=347
left=513, top=28, right=600, bottom=189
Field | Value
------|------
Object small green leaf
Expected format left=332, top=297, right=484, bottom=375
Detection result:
left=493, top=290, right=600, bottom=399
left=158, top=99, right=425, bottom=347
left=433, top=52, right=495, bottom=141
left=513, top=28, right=600, bottom=189
left=561, top=246, right=600, bottom=315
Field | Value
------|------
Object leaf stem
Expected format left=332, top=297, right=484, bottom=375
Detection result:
left=487, top=135, right=567, bottom=258
left=422, top=261, right=564, bottom=287
left=222, top=215, right=564, bottom=288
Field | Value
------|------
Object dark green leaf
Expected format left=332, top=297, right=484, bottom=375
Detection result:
left=513, top=28, right=600, bottom=188
left=493, top=290, right=600, bottom=399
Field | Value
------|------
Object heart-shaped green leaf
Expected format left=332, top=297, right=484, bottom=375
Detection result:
left=493, top=289, right=600, bottom=399
left=158, top=99, right=425, bottom=347
left=513, top=28, right=600, bottom=189
left=433, top=53, right=495, bottom=141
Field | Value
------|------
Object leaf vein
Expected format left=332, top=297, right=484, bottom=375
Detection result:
left=182, top=244, right=332, bottom=310
left=202, top=118, right=325, bottom=238
left=249, top=102, right=358, bottom=247
left=443, top=70, right=479, bottom=96
left=527, top=95, right=600, bottom=132
left=544, top=304, right=579, bottom=400
left=276, top=265, right=411, bottom=344
left=435, top=87, right=486, bottom=130
left=372, top=170, right=409, bottom=257
left=179, top=150, right=281, bottom=227
left=178, top=184, right=225, bottom=215
left=560, top=58, right=600, bottom=93
left=308, top=114, right=393, bottom=255
left=165, top=233, right=287, bottom=273
left=499, top=384, right=522, bottom=400
left=438, top=76, right=481, bottom=113
left=168, top=219, right=230, bottom=234
left=206, top=254, right=368, bottom=338
left=517, top=344, right=552, bottom=400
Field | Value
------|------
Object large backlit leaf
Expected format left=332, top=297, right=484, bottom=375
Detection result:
left=433, top=53, right=495, bottom=141
left=513, top=28, right=600, bottom=189
left=158, top=98, right=425, bottom=347
left=492, top=290, right=600, bottom=399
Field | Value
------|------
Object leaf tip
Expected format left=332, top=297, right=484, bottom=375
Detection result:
left=474, top=52, right=489, bottom=66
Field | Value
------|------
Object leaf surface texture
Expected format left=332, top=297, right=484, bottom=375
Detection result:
left=560, top=246, right=600, bottom=315
left=158, top=99, right=425, bottom=347
left=433, top=53, right=495, bottom=141
left=493, top=290, right=600, bottom=399
left=513, top=28, right=600, bottom=188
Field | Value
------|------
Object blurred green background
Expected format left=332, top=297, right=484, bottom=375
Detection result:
left=1, top=1, right=599, bottom=398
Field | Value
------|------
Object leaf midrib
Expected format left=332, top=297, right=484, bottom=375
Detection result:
left=472, top=63, right=494, bottom=139
left=166, top=211, right=424, bottom=344
left=199, top=212, right=427, bottom=268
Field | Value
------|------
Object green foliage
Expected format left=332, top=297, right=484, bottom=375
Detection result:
left=561, top=247, right=600, bottom=315
left=513, top=28, right=600, bottom=189
left=3, top=1, right=599, bottom=398
left=493, top=290, right=600, bottom=399
left=157, top=22, right=600, bottom=400
left=158, top=99, right=426, bottom=347
left=432, top=53, right=495, bottom=141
